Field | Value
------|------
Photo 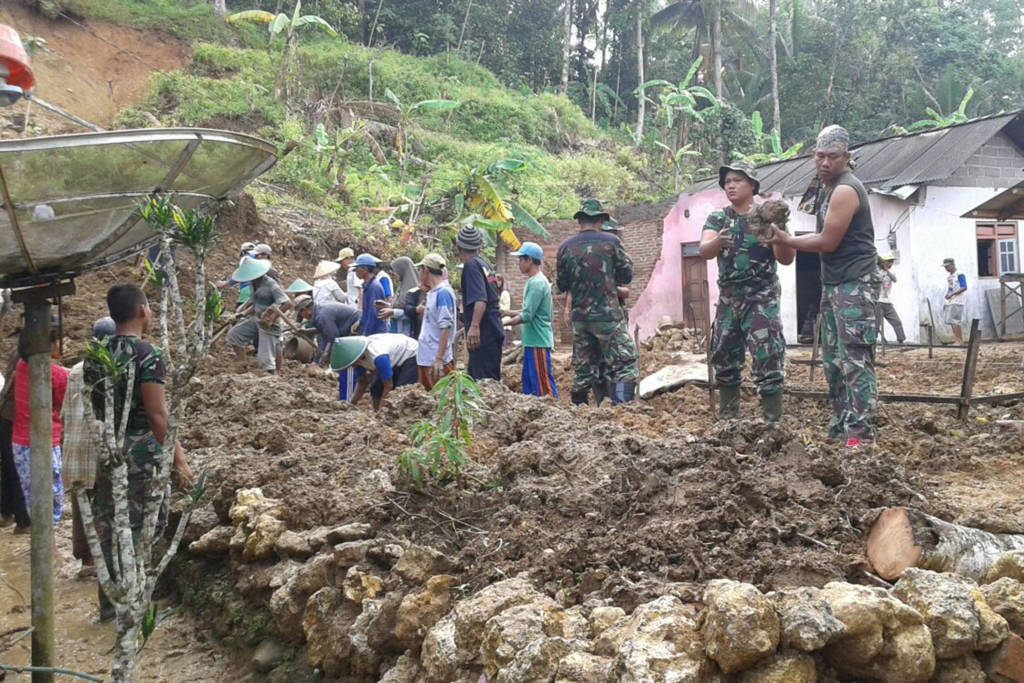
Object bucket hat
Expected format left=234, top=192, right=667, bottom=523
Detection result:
left=510, top=242, right=543, bottom=261
left=314, top=259, right=341, bottom=279
left=231, top=256, right=271, bottom=283
left=330, top=336, right=369, bottom=370
left=573, top=198, right=613, bottom=222
left=602, top=218, right=622, bottom=233
left=336, top=247, right=355, bottom=262
left=718, top=161, right=760, bottom=194
left=252, top=243, right=273, bottom=257
left=285, top=278, right=313, bottom=294
left=455, top=225, right=484, bottom=251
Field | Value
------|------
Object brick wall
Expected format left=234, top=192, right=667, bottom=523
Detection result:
left=497, top=200, right=675, bottom=343
left=934, top=132, right=1024, bottom=187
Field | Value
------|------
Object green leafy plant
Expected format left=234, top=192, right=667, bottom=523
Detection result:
left=138, top=196, right=219, bottom=252
left=398, top=370, right=484, bottom=488
left=452, top=158, right=549, bottom=251
left=736, top=110, right=803, bottom=165
left=907, top=87, right=974, bottom=132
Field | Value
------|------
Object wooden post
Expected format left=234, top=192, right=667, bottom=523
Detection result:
left=999, top=276, right=1007, bottom=340
left=23, top=298, right=55, bottom=683
left=925, top=298, right=935, bottom=359
left=808, top=312, right=822, bottom=383
left=706, top=320, right=716, bottom=415
left=957, top=318, right=981, bottom=421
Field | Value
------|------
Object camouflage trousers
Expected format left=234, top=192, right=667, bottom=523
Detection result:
left=572, top=319, right=639, bottom=392
left=822, top=272, right=882, bottom=440
left=92, top=433, right=166, bottom=578
left=711, top=281, right=785, bottom=396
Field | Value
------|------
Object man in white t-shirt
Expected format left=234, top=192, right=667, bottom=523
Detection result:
left=414, top=253, right=457, bottom=389
left=876, top=253, right=905, bottom=344
left=942, top=257, right=968, bottom=345
left=336, top=248, right=361, bottom=307
left=330, top=333, right=418, bottom=411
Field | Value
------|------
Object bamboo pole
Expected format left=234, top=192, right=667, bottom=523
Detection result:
left=957, top=318, right=982, bottom=421
left=23, top=298, right=54, bottom=683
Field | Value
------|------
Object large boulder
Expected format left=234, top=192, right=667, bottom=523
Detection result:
left=229, top=488, right=283, bottom=527
left=480, top=601, right=561, bottom=678
left=768, top=586, right=845, bottom=652
left=395, top=574, right=457, bottom=650
left=588, top=606, right=626, bottom=639
left=347, top=598, right=384, bottom=675
left=822, top=581, right=935, bottom=682
left=496, top=636, right=577, bottom=683
left=274, top=530, right=313, bottom=560
left=379, top=652, right=422, bottom=682
left=702, top=579, right=780, bottom=674
left=420, top=613, right=460, bottom=682
left=983, top=578, right=1024, bottom=636
left=736, top=652, right=816, bottom=683
left=295, top=553, right=335, bottom=595
left=325, top=522, right=373, bottom=544
left=451, top=575, right=549, bottom=657
left=892, top=567, right=1009, bottom=658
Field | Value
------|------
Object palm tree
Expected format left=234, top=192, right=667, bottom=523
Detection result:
left=769, top=0, right=780, bottom=137
left=560, top=0, right=572, bottom=95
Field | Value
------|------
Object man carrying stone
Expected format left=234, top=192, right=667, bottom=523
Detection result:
left=700, top=161, right=794, bottom=421
left=454, top=226, right=504, bottom=381
left=770, top=125, right=880, bottom=446
left=556, top=199, right=638, bottom=405
left=226, top=256, right=293, bottom=373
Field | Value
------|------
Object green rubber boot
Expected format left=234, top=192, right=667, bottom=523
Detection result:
left=761, top=391, right=783, bottom=423
left=718, top=384, right=741, bottom=419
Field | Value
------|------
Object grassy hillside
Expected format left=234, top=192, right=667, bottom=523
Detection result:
left=52, top=0, right=663, bottom=245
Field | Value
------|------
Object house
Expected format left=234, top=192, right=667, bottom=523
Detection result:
left=628, top=110, right=1024, bottom=342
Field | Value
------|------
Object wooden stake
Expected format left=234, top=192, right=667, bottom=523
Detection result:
left=957, top=318, right=981, bottom=421
left=925, top=298, right=935, bottom=359
left=808, top=312, right=822, bottom=383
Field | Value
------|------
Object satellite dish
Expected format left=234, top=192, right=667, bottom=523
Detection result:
left=0, top=128, right=277, bottom=286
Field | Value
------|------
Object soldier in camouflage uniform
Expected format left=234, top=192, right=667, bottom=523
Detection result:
left=769, top=125, right=881, bottom=445
left=85, top=284, right=191, bottom=621
left=700, top=162, right=795, bottom=421
left=557, top=199, right=639, bottom=405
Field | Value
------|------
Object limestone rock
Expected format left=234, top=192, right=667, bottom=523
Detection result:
left=268, top=576, right=309, bottom=643
left=366, top=590, right=405, bottom=655
left=589, top=606, right=626, bottom=638
left=236, top=562, right=284, bottom=597
left=982, top=631, right=1024, bottom=683
left=984, top=578, right=1024, bottom=636
left=242, top=514, right=287, bottom=562
left=267, top=559, right=303, bottom=590
left=736, top=652, right=816, bottom=683
left=393, top=544, right=456, bottom=585
left=497, top=636, right=577, bottom=683
left=305, top=526, right=330, bottom=550
left=702, top=579, right=781, bottom=673
left=228, top=524, right=247, bottom=554
left=251, top=639, right=286, bottom=673
left=555, top=651, right=616, bottom=682
left=986, top=551, right=1024, bottom=584
left=347, top=598, right=383, bottom=674
left=183, top=504, right=221, bottom=545
left=189, top=526, right=233, bottom=557
left=554, top=605, right=591, bottom=641
left=229, top=488, right=283, bottom=527
left=481, top=603, right=560, bottom=677
left=296, top=553, right=335, bottom=595
left=451, top=575, right=548, bottom=656
left=593, top=595, right=711, bottom=681
left=822, top=581, right=935, bottom=682
left=395, top=574, right=457, bottom=649
left=379, top=652, right=422, bottom=682
left=326, top=522, right=373, bottom=544
left=769, top=586, right=845, bottom=651
left=892, top=567, right=1009, bottom=658
left=343, top=565, right=384, bottom=603
left=302, top=586, right=360, bottom=676
left=932, top=654, right=987, bottom=682
left=420, top=614, right=460, bottom=682
left=274, top=530, right=313, bottom=560
left=334, top=540, right=373, bottom=568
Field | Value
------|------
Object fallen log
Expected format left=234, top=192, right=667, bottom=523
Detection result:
left=866, top=507, right=1024, bottom=582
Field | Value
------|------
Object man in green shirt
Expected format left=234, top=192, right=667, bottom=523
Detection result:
left=503, top=242, right=558, bottom=398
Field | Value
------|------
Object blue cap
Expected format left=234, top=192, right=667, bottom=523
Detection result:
left=510, top=242, right=543, bottom=261
left=355, top=253, right=378, bottom=267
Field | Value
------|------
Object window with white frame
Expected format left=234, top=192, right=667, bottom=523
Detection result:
left=976, top=222, right=1019, bottom=277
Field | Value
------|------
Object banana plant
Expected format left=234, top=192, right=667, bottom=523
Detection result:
left=907, top=88, right=974, bottom=132
left=737, top=110, right=803, bottom=164
left=635, top=56, right=718, bottom=159
left=227, top=1, right=337, bottom=102
left=383, top=88, right=459, bottom=174
left=452, top=159, right=548, bottom=251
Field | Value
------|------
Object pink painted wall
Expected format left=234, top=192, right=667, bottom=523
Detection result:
left=629, top=189, right=726, bottom=339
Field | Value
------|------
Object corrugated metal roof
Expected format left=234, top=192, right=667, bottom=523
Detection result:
left=683, top=110, right=1024, bottom=197
left=963, top=180, right=1024, bottom=220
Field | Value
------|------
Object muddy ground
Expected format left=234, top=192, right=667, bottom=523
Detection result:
left=1, top=194, right=1023, bottom=677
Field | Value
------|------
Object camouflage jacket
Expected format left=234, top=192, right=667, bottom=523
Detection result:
left=84, top=335, right=165, bottom=439
left=556, top=230, right=633, bottom=322
left=703, top=206, right=777, bottom=289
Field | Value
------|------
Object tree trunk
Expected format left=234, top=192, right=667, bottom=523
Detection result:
left=456, top=0, right=473, bottom=52
left=213, top=0, right=226, bottom=18
left=710, top=0, right=722, bottom=98
left=560, top=0, right=572, bottom=96
left=358, top=0, right=368, bottom=45
left=769, top=0, right=781, bottom=137
left=634, top=7, right=644, bottom=146
left=866, top=507, right=1024, bottom=582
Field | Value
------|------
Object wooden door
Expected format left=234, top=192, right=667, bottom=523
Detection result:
left=681, top=242, right=710, bottom=334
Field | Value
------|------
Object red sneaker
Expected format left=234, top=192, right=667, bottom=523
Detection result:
left=846, top=437, right=874, bottom=447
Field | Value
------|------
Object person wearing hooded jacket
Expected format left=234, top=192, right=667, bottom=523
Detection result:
left=379, top=256, right=422, bottom=338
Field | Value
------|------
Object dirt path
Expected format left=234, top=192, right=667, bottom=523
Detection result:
left=0, top=518, right=246, bottom=681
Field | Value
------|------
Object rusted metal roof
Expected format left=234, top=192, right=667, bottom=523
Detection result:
left=684, top=110, right=1024, bottom=197
left=963, top=180, right=1024, bottom=220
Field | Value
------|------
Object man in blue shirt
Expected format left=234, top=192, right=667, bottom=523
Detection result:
left=354, top=253, right=391, bottom=336
left=294, top=295, right=360, bottom=365
left=331, top=334, right=419, bottom=411
left=454, top=226, right=503, bottom=381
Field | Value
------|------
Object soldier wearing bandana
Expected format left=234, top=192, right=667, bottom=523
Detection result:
left=770, top=125, right=880, bottom=446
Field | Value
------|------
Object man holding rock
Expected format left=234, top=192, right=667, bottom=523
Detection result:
left=557, top=199, right=638, bottom=405
left=226, top=256, right=293, bottom=373
left=770, top=125, right=880, bottom=446
left=700, top=161, right=794, bottom=422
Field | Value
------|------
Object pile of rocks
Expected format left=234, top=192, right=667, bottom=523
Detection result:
left=187, top=488, right=1024, bottom=681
